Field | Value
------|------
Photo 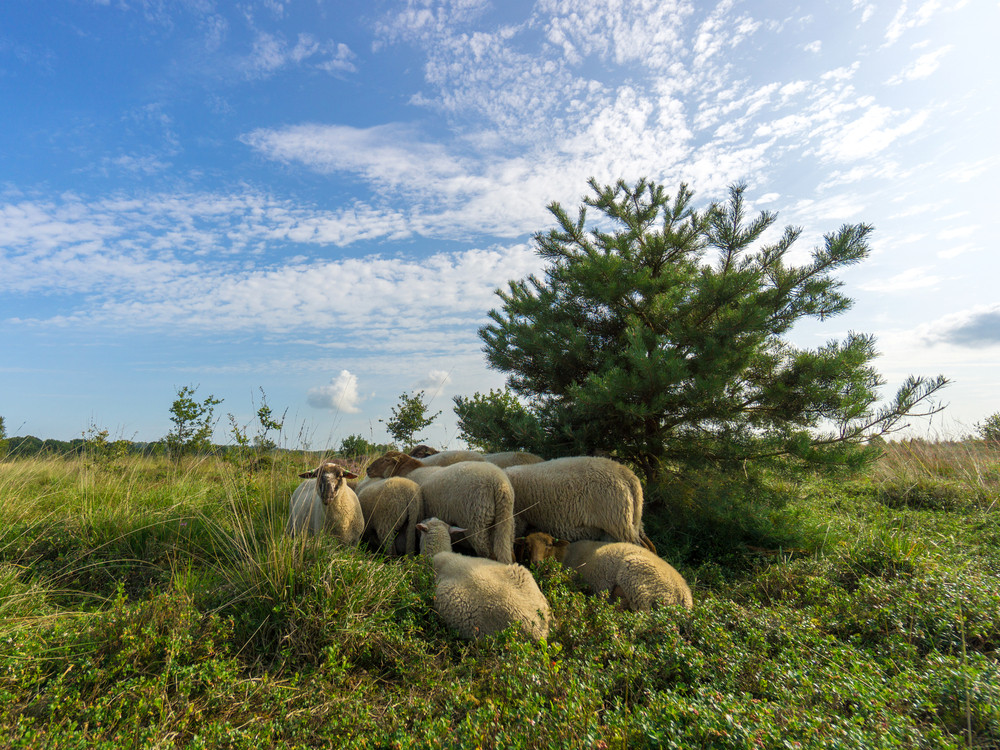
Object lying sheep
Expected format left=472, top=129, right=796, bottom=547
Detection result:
left=483, top=451, right=545, bottom=468
left=418, top=517, right=551, bottom=641
left=285, top=462, right=364, bottom=545
left=365, top=451, right=515, bottom=563
left=408, top=445, right=486, bottom=466
left=504, top=456, right=654, bottom=551
left=521, top=532, right=692, bottom=611
left=356, top=477, right=422, bottom=556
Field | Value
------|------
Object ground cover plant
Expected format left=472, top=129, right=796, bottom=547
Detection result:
left=0, top=440, right=997, bottom=749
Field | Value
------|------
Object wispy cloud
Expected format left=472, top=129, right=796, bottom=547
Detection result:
left=887, top=44, right=953, bottom=84
left=241, top=32, right=357, bottom=78
left=859, top=265, right=942, bottom=293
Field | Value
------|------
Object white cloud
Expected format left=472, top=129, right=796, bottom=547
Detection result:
left=416, top=369, right=453, bottom=392
left=859, top=266, right=942, bottom=293
left=308, top=370, right=365, bottom=412
left=241, top=32, right=357, bottom=79
left=887, top=45, right=953, bottom=84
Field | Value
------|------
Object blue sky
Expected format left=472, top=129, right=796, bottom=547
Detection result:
left=1, top=0, right=997, bottom=449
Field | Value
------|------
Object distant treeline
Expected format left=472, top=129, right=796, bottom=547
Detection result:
left=4, top=436, right=307, bottom=459
left=6, top=435, right=173, bottom=458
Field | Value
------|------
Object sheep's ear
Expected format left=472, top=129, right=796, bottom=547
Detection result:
left=416, top=523, right=429, bottom=534
left=342, top=470, right=359, bottom=479
left=553, top=539, right=570, bottom=550
left=299, top=470, right=318, bottom=479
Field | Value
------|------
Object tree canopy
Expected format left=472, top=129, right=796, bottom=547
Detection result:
left=462, top=178, right=948, bottom=481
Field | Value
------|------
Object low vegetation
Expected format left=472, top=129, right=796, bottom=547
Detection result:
left=1, top=440, right=998, bottom=749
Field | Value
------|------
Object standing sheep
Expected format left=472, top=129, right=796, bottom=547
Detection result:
left=504, top=456, right=654, bottom=552
left=418, top=518, right=551, bottom=642
left=521, top=532, right=693, bottom=611
left=355, top=476, right=422, bottom=556
left=285, top=462, right=364, bottom=545
left=365, top=451, right=515, bottom=563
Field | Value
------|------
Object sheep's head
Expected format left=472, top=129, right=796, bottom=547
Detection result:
left=520, top=532, right=569, bottom=564
left=365, top=451, right=423, bottom=478
left=299, top=462, right=358, bottom=505
left=416, top=517, right=467, bottom=556
left=409, top=444, right=439, bottom=458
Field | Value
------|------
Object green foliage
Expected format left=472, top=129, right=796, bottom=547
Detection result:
left=476, top=177, right=949, bottom=481
left=976, top=411, right=1000, bottom=445
left=81, top=422, right=133, bottom=469
left=0, top=415, right=7, bottom=457
left=165, top=384, right=223, bottom=463
left=226, top=388, right=286, bottom=470
left=380, top=391, right=441, bottom=451
left=453, top=388, right=544, bottom=452
left=339, top=433, right=394, bottom=457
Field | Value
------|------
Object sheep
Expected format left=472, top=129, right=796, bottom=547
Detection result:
left=483, top=451, right=545, bottom=469
left=520, top=532, right=692, bottom=611
left=503, top=456, right=655, bottom=552
left=408, top=445, right=486, bottom=466
left=365, top=451, right=515, bottom=563
left=417, top=517, right=551, bottom=642
left=285, top=462, right=364, bottom=545
left=355, top=476, right=422, bottom=556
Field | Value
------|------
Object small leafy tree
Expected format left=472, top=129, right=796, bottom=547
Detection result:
left=474, top=178, right=949, bottom=481
left=0, top=416, right=7, bottom=457
left=454, top=389, right=544, bottom=452
left=165, top=385, right=223, bottom=463
left=227, top=388, right=286, bottom=468
left=975, top=412, right=1000, bottom=446
left=82, top=422, right=132, bottom=468
left=381, top=391, right=441, bottom=451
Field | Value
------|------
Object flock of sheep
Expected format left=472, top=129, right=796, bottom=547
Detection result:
left=285, top=446, right=693, bottom=642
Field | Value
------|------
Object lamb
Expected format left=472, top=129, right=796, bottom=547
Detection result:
left=520, top=532, right=693, bottom=611
left=285, top=462, right=364, bottom=545
left=503, top=456, right=655, bottom=552
left=482, top=451, right=545, bottom=468
left=355, top=477, right=423, bottom=556
left=417, top=517, right=551, bottom=641
left=408, top=445, right=486, bottom=466
left=365, top=451, right=515, bottom=563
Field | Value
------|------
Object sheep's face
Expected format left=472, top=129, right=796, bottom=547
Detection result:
left=299, top=462, right=358, bottom=504
left=409, top=444, right=439, bottom=459
left=522, top=532, right=569, bottom=564
left=366, top=451, right=421, bottom=478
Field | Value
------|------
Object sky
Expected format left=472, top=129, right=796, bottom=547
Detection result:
left=1, top=0, right=997, bottom=450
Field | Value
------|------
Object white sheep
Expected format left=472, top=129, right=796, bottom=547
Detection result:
left=417, top=517, right=551, bottom=642
left=355, top=476, right=422, bottom=556
left=285, top=462, right=364, bottom=545
left=365, top=451, right=515, bottom=564
left=504, top=456, right=655, bottom=551
left=520, top=532, right=692, bottom=611
left=408, top=445, right=486, bottom=466
left=483, top=451, right=545, bottom=468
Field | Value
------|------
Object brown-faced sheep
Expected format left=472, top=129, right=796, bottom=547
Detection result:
left=285, top=462, right=364, bottom=545
left=418, top=518, right=551, bottom=641
left=521, top=532, right=692, bottom=611
left=365, top=451, right=515, bottom=563
left=504, top=456, right=654, bottom=552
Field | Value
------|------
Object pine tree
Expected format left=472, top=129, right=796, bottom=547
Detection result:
left=475, top=178, right=948, bottom=481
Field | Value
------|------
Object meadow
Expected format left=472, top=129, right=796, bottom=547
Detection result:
left=0, top=441, right=998, bottom=749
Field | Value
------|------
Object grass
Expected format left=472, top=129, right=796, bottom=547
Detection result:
left=0, top=442, right=998, bottom=748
